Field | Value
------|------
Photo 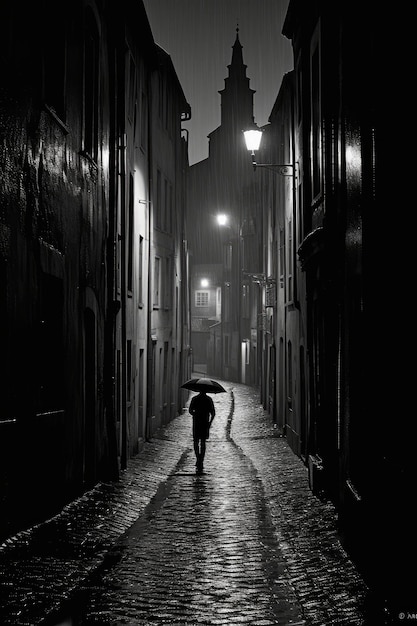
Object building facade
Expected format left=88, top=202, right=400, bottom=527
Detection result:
left=281, top=0, right=409, bottom=612
left=0, top=0, right=191, bottom=540
left=256, top=71, right=308, bottom=462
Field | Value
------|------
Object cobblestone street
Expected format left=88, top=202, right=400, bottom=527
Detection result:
left=0, top=381, right=374, bottom=625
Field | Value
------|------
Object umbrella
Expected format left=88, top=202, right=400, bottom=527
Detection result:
left=181, top=377, right=227, bottom=394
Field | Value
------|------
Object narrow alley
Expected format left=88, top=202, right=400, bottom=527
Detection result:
left=0, top=2, right=408, bottom=624
left=0, top=382, right=372, bottom=626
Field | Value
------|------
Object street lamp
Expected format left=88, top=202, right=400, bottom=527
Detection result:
left=243, top=127, right=294, bottom=177
left=216, top=214, right=229, bottom=227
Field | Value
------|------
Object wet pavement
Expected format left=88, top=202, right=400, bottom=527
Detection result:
left=0, top=381, right=377, bottom=625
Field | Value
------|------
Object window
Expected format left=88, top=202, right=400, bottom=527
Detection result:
left=310, top=23, right=322, bottom=200
left=164, top=83, right=169, bottom=130
left=287, top=218, right=293, bottom=302
left=153, top=256, right=160, bottom=308
left=296, top=52, right=302, bottom=128
left=163, top=341, right=169, bottom=403
left=140, top=91, right=148, bottom=150
left=287, top=340, right=293, bottom=418
left=164, top=178, right=168, bottom=231
left=127, top=174, right=134, bottom=292
left=195, top=290, right=209, bottom=307
left=127, top=53, right=136, bottom=124
left=156, top=169, right=162, bottom=230
left=158, top=74, right=164, bottom=121
left=279, top=227, right=285, bottom=288
left=168, top=183, right=173, bottom=234
left=164, top=256, right=172, bottom=309
left=127, top=340, right=132, bottom=402
left=138, top=235, right=144, bottom=305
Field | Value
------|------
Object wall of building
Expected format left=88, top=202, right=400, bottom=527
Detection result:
left=282, top=0, right=411, bottom=610
left=0, top=0, right=191, bottom=541
left=0, top=0, right=114, bottom=536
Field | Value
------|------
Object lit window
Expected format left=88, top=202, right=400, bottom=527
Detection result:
left=195, top=291, right=209, bottom=307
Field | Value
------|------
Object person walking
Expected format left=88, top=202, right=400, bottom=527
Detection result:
left=189, top=390, right=215, bottom=473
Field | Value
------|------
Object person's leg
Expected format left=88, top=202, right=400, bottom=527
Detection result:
left=193, top=437, right=200, bottom=466
left=196, top=439, right=206, bottom=472
left=200, top=439, right=206, bottom=465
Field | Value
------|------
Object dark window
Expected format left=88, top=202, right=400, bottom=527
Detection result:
left=127, top=340, right=132, bottom=401
left=164, top=178, right=168, bottom=231
left=138, top=235, right=144, bottom=305
left=311, top=29, right=321, bottom=200
left=156, top=169, right=162, bottom=230
left=127, top=174, right=134, bottom=292
left=140, top=91, right=148, bottom=150
left=153, top=257, right=160, bottom=307
left=127, top=53, right=136, bottom=124
left=287, top=219, right=293, bottom=302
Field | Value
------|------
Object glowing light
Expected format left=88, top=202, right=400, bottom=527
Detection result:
left=243, top=129, right=263, bottom=152
left=201, top=278, right=209, bottom=288
left=216, top=214, right=228, bottom=226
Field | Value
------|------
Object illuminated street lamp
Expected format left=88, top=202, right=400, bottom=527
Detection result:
left=243, top=126, right=294, bottom=176
left=243, top=128, right=263, bottom=152
left=216, top=214, right=229, bottom=227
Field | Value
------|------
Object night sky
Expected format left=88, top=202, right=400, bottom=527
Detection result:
left=142, top=0, right=293, bottom=166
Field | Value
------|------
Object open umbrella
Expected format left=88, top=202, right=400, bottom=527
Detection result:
left=181, top=377, right=227, bottom=394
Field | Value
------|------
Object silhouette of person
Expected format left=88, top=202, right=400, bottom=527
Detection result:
left=189, top=390, right=215, bottom=473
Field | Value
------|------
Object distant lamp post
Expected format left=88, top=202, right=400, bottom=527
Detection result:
left=216, top=214, right=229, bottom=227
left=243, top=126, right=294, bottom=177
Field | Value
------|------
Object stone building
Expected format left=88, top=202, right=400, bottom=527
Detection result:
left=0, top=0, right=191, bottom=540
left=281, top=0, right=409, bottom=611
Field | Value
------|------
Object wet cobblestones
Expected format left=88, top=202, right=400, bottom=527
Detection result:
left=0, top=381, right=371, bottom=625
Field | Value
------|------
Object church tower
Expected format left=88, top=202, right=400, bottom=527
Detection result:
left=208, top=27, right=256, bottom=159
left=219, top=26, right=256, bottom=130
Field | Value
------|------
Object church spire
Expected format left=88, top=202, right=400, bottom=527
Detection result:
left=218, top=27, right=255, bottom=129
left=229, top=25, right=246, bottom=78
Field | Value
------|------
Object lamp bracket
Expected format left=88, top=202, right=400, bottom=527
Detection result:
left=249, top=151, right=295, bottom=176
left=254, top=163, right=294, bottom=176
